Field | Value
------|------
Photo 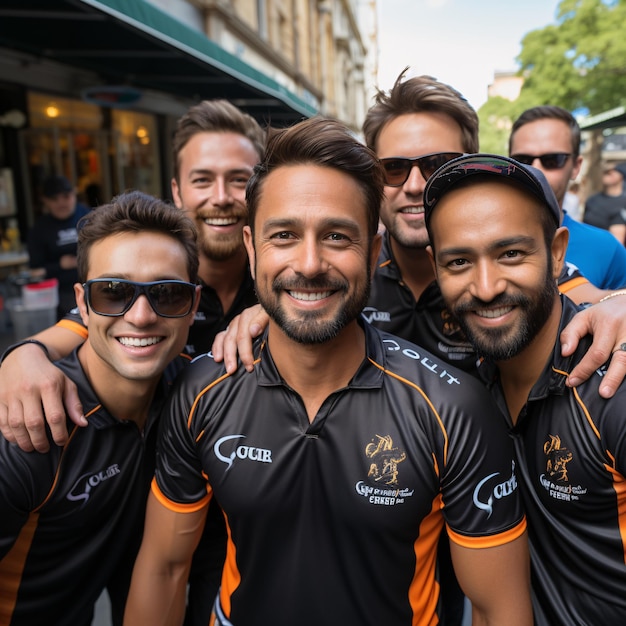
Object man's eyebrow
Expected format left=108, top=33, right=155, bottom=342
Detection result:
left=262, top=217, right=361, bottom=231
left=437, top=235, right=538, bottom=257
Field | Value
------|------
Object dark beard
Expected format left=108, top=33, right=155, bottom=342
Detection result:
left=451, top=267, right=558, bottom=361
left=257, top=270, right=372, bottom=345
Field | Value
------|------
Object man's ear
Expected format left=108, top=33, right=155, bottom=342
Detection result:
left=369, top=233, right=382, bottom=276
left=551, top=226, right=569, bottom=280
left=74, top=282, right=89, bottom=327
left=243, top=225, right=255, bottom=280
left=426, top=245, right=437, bottom=277
left=171, top=178, right=183, bottom=209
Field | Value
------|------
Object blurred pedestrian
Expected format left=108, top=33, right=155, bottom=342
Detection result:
left=583, top=162, right=626, bottom=245
left=562, top=181, right=582, bottom=221
left=27, top=175, right=91, bottom=318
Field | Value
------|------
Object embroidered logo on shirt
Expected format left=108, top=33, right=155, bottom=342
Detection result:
left=66, top=464, right=121, bottom=506
left=473, top=460, right=519, bottom=518
left=355, top=434, right=414, bottom=506
left=214, top=434, right=272, bottom=471
left=361, top=307, right=391, bottom=323
left=539, top=434, right=587, bottom=502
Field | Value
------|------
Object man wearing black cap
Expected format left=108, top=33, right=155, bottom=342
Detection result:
left=27, top=175, right=91, bottom=318
left=583, top=162, right=626, bottom=245
left=424, top=153, right=626, bottom=625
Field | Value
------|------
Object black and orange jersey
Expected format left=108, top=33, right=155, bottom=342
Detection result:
left=153, top=322, right=526, bottom=626
left=365, top=232, right=588, bottom=374
left=478, top=296, right=626, bottom=625
left=0, top=350, right=179, bottom=626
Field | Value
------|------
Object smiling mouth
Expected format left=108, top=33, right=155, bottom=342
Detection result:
left=203, top=217, right=240, bottom=226
left=474, top=306, right=514, bottom=319
left=400, top=206, right=424, bottom=214
left=288, top=290, right=333, bottom=301
left=118, top=336, right=163, bottom=347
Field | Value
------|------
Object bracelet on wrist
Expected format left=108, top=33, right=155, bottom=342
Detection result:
left=0, top=339, right=50, bottom=366
left=599, top=290, right=626, bottom=303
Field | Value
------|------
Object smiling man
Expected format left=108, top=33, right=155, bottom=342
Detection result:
left=0, top=191, right=199, bottom=625
left=124, top=118, right=532, bottom=626
left=424, top=154, right=626, bottom=625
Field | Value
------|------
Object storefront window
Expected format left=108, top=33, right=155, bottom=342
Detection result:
left=24, top=93, right=107, bottom=218
left=111, top=110, right=161, bottom=198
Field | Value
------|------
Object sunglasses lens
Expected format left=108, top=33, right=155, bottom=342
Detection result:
left=381, top=153, right=462, bottom=186
left=147, top=282, right=195, bottom=317
left=381, top=159, right=411, bottom=186
left=512, top=154, right=533, bottom=166
left=87, top=280, right=195, bottom=317
left=89, top=281, right=136, bottom=315
left=419, top=153, right=461, bottom=179
left=512, top=154, right=569, bottom=169
left=541, top=154, right=569, bottom=169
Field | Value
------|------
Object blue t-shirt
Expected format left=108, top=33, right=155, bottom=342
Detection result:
left=563, top=212, right=626, bottom=289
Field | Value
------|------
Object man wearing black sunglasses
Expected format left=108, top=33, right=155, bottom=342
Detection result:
left=0, top=99, right=265, bottom=626
left=510, top=105, right=626, bottom=290
left=0, top=191, right=200, bottom=625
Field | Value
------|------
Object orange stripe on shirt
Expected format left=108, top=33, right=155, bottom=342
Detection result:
left=558, top=275, right=589, bottom=294
left=151, top=478, right=211, bottom=513
left=368, top=358, right=449, bottom=466
left=408, top=494, right=444, bottom=625
left=448, top=517, right=527, bottom=549
left=56, top=318, right=89, bottom=339
left=217, top=513, right=241, bottom=620
left=0, top=512, right=40, bottom=623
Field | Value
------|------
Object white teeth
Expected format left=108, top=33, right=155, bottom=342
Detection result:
left=400, top=207, right=424, bottom=214
left=475, top=307, right=513, bottom=318
left=204, top=217, right=238, bottom=226
left=289, top=291, right=332, bottom=301
left=118, top=337, right=163, bottom=347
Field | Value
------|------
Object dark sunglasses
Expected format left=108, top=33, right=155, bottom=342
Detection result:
left=379, top=152, right=463, bottom=187
left=510, top=153, right=571, bottom=170
left=83, top=279, right=197, bottom=318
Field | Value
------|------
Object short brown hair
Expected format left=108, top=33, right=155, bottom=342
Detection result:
left=77, top=190, right=199, bottom=283
left=246, top=116, right=383, bottom=239
left=172, top=99, right=265, bottom=181
left=362, top=68, right=479, bottom=153
left=509, top=106, right=581, bottom=158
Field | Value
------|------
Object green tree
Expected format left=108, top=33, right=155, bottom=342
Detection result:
left=517, top=0, right=626, bottom=114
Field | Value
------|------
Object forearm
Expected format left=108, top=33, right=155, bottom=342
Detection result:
left=124, top=565, right=189, bottom=625
left=28, top=324, right=83, bottom=361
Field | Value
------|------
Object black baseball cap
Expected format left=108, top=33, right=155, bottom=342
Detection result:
left=423, top=153, right=561, bottom=228
left=613, top=162, right=626, bottom=179
left=42, top=175, right=74, bottom=198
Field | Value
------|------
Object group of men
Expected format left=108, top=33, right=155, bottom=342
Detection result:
left=0, top=69, right=626, bottom=626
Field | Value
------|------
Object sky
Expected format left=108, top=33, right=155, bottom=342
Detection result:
left=376, top=0, right=563, bottom=110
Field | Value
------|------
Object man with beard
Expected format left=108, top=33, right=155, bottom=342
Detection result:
left=424, top=153, right=626, bottom=625
left=0, top=100, right=264, bottom=625
left=124, top=117, right=533, bottom=626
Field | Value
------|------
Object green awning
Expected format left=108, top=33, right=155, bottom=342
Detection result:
left=0, top=0, right=317, bottom=124
left=579, top=106, right=626, bottom=131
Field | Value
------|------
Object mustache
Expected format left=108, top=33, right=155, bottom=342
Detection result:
left=453, top=293, right=530, bottom=315
left=272, top=275, right=349, bottom=293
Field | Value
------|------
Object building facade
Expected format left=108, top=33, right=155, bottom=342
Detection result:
left=0, top=0, right=375, bottom=248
